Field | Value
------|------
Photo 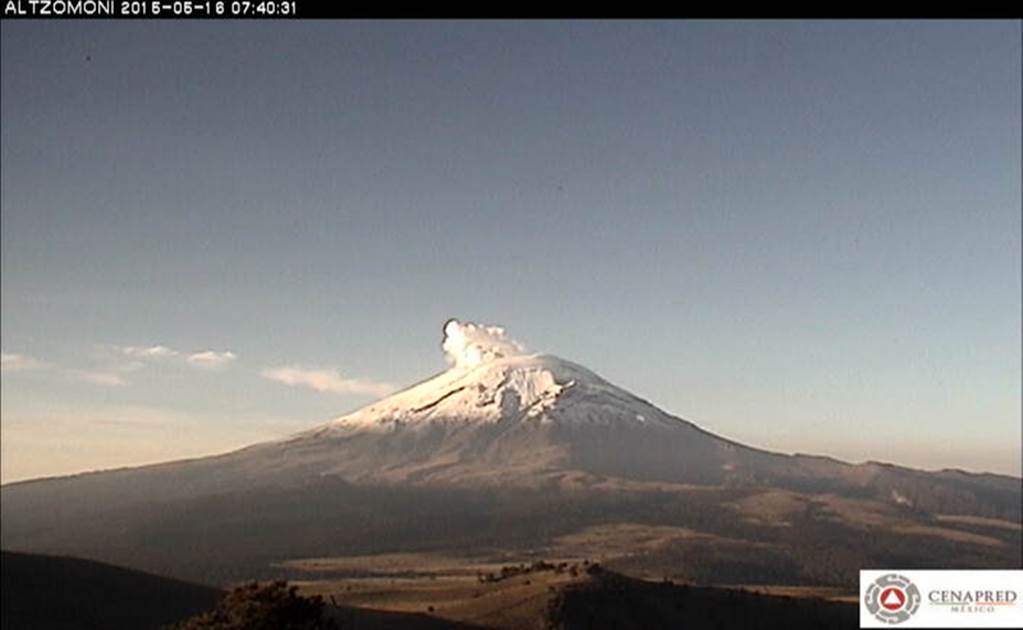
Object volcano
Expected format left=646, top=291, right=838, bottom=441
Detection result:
left=1, top=320, right=1019, bottom=585
left=279, top=350, right=770, bottom=487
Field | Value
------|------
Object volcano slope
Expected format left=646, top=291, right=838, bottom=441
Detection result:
left=2, top=323, right=1020, bottom=586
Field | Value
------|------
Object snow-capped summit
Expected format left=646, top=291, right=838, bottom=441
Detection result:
left=300, top=319, right=690, bottom=439
left=323, top=351, right=679, bottom=433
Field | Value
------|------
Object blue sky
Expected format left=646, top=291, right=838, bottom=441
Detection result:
left=2, top=20, right=1020, bottom=482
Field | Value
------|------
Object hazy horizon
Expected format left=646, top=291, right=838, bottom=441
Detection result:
left=2, top=20, right=1020, bottom=482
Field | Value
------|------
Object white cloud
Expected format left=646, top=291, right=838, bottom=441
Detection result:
left=118, top=344, right=179, bottom=359
left=76, top=371, right=128, bottom=387
left=0, top=352, right=46, bottom=371
left=186, top=350, right=237, bottom=369
left=2, top=343, right=239, bottom=388
left=107, top=344, right=238, bottom=371
left=261, top=365, right=395, bottom=397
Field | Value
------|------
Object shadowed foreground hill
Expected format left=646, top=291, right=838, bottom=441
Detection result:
left=294, top=560, right=857, bottom=630
left=0, top=551, right=482, bottom=630
left=0, top=551, right=221, bottom=630
left=547, top=569, right=856, bottom=630
left=0, top=548, right=859, bottom=629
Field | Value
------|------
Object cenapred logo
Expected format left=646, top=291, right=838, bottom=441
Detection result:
left=861, top=569, right=1023, bottom=628
left=864, top=573, right=921, bottom=625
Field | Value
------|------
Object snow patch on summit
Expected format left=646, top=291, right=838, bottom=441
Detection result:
left=331, top=354, right=572, bottom=430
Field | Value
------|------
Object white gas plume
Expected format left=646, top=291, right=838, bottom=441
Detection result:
left=441, top=319, right=525, bottom=369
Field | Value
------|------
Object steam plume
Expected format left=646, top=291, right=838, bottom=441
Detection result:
left=442, top=319, right=524, bottom=369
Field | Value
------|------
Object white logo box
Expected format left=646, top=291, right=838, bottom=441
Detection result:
left=860, top=570, right=1023, bottom=628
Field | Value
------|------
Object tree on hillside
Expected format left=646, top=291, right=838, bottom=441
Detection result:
left=169, top=580, right=337, bottom=630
